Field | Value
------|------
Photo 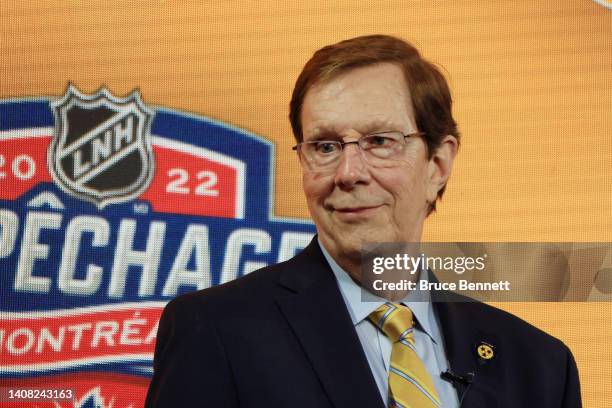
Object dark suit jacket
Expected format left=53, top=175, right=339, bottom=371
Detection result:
left=146, top=239, right=581, bottom=407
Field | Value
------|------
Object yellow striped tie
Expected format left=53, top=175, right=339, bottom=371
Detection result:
left=369, top=302, right=441, bottom=408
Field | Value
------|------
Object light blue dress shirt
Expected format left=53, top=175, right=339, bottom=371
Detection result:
left=319, top=241, right=459, bottom=408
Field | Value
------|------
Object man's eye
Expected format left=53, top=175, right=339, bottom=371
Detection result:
left=371, top=136, right=388, bottom=146
left=316, top=142, right=338, bottom=154
left=364, top=135, right=395, bottom=148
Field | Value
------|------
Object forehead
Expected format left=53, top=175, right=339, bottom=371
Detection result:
left=301, top=62, right=417, bottom=138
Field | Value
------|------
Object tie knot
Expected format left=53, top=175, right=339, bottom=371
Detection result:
left=368, top=302, right=414, bottom=342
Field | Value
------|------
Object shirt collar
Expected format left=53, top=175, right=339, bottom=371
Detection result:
left=319, top=239, right=441, bottom=344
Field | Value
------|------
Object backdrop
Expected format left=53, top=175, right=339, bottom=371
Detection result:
left=1, top=1, right=610, bottom=407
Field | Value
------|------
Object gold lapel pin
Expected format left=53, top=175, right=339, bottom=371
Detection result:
left=476, top=342, right=495, bottom=360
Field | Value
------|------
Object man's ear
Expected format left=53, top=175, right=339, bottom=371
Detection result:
left=426, top=135, right=458, bottom=202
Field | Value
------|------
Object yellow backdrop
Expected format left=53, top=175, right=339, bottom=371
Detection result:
left=2, top=1, right=610, bottom=406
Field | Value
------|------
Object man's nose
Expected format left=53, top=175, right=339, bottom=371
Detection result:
left=333, top=143, right=372, bottom=189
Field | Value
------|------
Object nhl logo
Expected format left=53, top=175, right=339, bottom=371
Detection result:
left=48, top=84, right=155, bottom=208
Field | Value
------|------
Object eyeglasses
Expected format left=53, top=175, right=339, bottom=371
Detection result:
left=292, top=131, right=424, bottom=172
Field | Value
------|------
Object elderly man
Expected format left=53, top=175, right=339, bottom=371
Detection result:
left=146, top=35, right=581, bottom=408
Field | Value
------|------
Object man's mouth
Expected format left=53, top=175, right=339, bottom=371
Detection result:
left=335, top=206, right=379, bottom=212
left=332, top=205, right=383, bottom=218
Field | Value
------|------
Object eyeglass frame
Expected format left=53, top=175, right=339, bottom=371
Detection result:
left=292, top=130, right=425, bottom=170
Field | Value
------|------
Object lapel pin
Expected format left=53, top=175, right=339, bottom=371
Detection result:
left=476, top=342, right=495, bottom=361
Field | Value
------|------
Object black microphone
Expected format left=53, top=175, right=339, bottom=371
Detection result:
left=440, top=369, right=474, bottom=387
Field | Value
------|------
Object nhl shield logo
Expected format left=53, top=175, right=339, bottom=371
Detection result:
left=48, top=84, right=155, bottom=208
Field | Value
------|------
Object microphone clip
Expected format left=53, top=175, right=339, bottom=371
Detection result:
left=440, top=369, right=474, bottom=387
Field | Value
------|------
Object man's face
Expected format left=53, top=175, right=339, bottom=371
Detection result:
left=300, top=63, right=450, bottom=278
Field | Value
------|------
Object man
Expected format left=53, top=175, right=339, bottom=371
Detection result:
left=146, top=35, right=581, bottom=407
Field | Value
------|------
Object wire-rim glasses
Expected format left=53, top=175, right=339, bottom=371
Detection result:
left=292, top=131, right=424, bottom=172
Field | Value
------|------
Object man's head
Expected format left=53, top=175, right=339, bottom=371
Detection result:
left=290, top=35, right=459, bottom=278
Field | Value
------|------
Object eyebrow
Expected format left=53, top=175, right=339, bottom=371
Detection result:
left=307, top=129, right=342, bottom=141
left=307, top=121, right=403, bottom=140
left=360, top=120, right=400, bottom=134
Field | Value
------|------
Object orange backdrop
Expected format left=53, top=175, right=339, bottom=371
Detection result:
left=1, top=1, right=610, bottom=406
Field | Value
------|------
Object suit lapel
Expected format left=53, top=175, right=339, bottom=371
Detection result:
left=275, top=240, right=385, bottom=408
left=435, top=298, right=502, bottom=408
